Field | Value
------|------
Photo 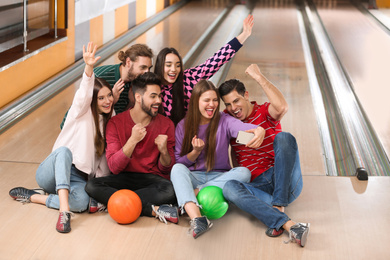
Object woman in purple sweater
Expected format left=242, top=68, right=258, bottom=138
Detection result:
left=171, top=80, right=265, bottom=239
left=154, top=15, right=254, bottom=125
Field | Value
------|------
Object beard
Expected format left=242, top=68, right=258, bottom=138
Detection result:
left=127, top=64, right=137, bottom=81
left=141, top=98, right=159, bottom=117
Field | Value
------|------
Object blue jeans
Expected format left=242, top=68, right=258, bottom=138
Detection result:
left=223, top=132, right=303, bottom=230
left=170, top=163, right=251, bottom=211
left=35, top=147, right=89, bottom=212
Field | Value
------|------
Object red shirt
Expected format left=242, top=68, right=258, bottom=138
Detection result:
left=105, top=110, right=175, bottom=179
left=229, top=102, right=282, bottom=181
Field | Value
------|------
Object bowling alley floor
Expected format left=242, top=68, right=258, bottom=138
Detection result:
left=1, top=160, right=390, bottom=259
left=1, top=0, right=390, bottom=259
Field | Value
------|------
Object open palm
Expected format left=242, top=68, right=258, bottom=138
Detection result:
left=83, top=42, right=101, bottom=67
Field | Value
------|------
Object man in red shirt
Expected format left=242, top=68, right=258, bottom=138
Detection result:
left=85, top=72, right=179, bottom=224
left=218, top=64, right=310, bottom=247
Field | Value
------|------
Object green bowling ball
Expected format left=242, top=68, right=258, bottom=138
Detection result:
left=196, top=186, right=229, bottom=219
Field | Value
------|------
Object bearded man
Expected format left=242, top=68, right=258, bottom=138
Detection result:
left=85, top=72, right=179, bottom=225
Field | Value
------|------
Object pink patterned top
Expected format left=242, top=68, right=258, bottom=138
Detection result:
left=160, top=37, right=242, bottom=117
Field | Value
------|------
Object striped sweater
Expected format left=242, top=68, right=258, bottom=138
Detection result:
left=93, top=64, right=131, bottom=114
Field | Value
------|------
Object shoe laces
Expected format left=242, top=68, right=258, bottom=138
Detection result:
left=97, top=203, right=107, bottom=213
left=284, top=223, right=305, bottom=244
left=152, top=205, right=168, bottom=224
left=59, top=211, right=74, bottom=224
left=188, top=218, right=197, bottom=234
left=14, top=188, right=43, bottom=204
left=15, top=197, right=31, bottom=204
left=284, top=229, right=297, bottom=244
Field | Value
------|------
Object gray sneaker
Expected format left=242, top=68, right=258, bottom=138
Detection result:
left=9, top=187, right=39, bottom=204
left=189, top=216, right=213, bottom=239
left=88, top=197, right=107, bottom=213
left=153, top=204, right=179, bottom=224
left=285, top=223, right=310, bottom=247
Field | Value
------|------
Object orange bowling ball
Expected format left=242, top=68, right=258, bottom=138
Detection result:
left=107, top=189, right=142, bottom=224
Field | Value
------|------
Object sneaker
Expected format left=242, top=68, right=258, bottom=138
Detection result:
left=153, top=204, right=179, bottom=224
left=56, top=211, right=74, bottom=233
left=88, top=197, right=107, bottom=213
left=265, top=227, right=284, bottom=237
left=285, top=223, right=310, bottom=247
left=189, top=216, right=213, bottom=239
left=9, top=187, right=39, bottom=204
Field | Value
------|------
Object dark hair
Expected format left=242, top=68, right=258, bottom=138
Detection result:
left=180, top=80, right=220, bottom=172
left=131, top=72, right=162, bottom=97
left=118, top=44, right=153, bottom=66
left=90, top=77, right=114, bottom=157
left=218, top=79, right=246, bottom=98
left=154, top=47, right=185, bottom=126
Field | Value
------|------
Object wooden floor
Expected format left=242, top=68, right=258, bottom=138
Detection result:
left=2, top=166, right=390, bottom=259
left=1, top=1, right=390, bottom=259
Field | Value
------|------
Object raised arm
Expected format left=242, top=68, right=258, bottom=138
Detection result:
left=245, top=64, right=288, bottom=121
left=182, top=19, right=253, bottom=110
left=184, top=15, right=254, bottom=81
left=236, top=14, right=254, bottom=44
left=69, top=42, right=102, bottom=119
left=60, top=42, right=101, bottom=127
left=83, top=42, right=101, bottom=77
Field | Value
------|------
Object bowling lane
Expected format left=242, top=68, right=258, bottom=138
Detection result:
left=316, top=0, right=390, bottom=161
left=0, top=1, right=229, bottom=163
left=222, top=0, right=327, bottom=175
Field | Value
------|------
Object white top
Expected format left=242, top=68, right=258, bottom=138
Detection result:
left=53, top=72, right=110, bottom=178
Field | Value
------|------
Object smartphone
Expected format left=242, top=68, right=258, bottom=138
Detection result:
left=236, top=131, right=255, bottom=145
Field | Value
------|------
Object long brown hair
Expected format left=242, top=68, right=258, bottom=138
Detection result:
left=90, top=77, right=114, bottom=157
left=180, top=80, right=220, bottom=172
left=154, top=47, right=185, bottom=126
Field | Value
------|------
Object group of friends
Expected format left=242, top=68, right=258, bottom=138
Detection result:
left=9, top=15, right=310, bottom=247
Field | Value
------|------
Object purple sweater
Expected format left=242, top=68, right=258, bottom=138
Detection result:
left=161, top=38, right=242, bottom=117
left=175, top=112, right=257, bottom=172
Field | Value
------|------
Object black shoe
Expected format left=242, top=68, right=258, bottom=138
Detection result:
left=189, top=216, right=213, bottom=239
left=9, top=187, right=39, bottom=204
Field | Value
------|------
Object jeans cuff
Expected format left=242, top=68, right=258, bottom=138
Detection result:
left=272, top=202, right=288, bottom=207
left=180, top=200, right=202, bottom=215
left=55, top=184, right=70, bottom=193
left=46, top=194, right=54, bottom=208
left=278, top=217, right=291, bottom=230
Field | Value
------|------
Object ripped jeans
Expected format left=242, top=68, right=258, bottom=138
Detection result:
left=170, top=163, right=251, bottom=212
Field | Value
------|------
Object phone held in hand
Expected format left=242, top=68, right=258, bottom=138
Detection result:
left=236, top=131, right=254, bottom=145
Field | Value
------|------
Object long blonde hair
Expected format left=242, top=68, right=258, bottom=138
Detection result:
left=180, top=80, right=220, bottom=172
